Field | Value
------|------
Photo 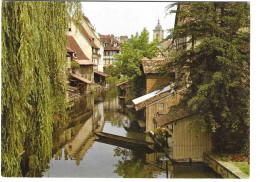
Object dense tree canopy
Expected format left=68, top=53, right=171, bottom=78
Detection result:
left=168, top=2, right=250, bottom=152
left=1, top=1, right=81, bottom=176
left=115, top=28, right=159, bottom=80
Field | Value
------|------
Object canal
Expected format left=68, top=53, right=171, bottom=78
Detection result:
left=41, top=88, right=220, bottom=178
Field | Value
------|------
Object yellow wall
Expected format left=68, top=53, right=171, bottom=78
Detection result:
left=145, top=92, right=182, bottom=132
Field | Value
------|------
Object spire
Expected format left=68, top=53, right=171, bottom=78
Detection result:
left=154, top=18, right=162, bottom=30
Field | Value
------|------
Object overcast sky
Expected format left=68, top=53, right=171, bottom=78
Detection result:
left=81, top=2, right=176, bottom=42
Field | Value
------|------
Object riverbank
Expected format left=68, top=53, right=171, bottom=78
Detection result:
left=204, top=152, right=249, bottom=179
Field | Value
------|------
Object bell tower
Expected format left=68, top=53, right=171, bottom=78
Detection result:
left=153, top=18, right=164, bottom=43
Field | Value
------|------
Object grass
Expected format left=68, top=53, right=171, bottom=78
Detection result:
left=233, top=162, right=250, bottom=175
left=212, top=153, right=250, bottom=176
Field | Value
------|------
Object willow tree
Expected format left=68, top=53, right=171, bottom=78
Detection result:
left=168, top=2, right=250, bottom=153
left=1, top=1, right=81, bottom=176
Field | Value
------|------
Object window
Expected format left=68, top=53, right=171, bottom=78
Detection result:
left=68, top=27, right=71, bottom=31
left=109, top=51, right=112, bottom=56
left=113, top=42, right=117, bottom=47
left=158, top=103, right=164, bottom=114
left=92, top=38, right=95, bottom=42
left=158, top=103, right=164, bottom=109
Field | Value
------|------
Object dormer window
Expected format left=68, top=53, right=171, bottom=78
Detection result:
left=113, top=42, right=117, bottom=47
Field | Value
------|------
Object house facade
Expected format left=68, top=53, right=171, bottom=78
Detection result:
left=141, top=56, right=175, bottom=93
left=100, top=34, right=121, bottom=67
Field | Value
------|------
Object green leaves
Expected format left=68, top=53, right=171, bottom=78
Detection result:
left=115, top=28, right=159, bottom=80
left=168, top=2, right=250, bottom=152
left=1, top=1, right=81, bottom=176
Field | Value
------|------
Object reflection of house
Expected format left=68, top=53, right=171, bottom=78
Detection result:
left=100, top=34, right=121, bottom=67
left=142, top=57, right=175, bottom=93
left=63, top=102, right=105, bottom=165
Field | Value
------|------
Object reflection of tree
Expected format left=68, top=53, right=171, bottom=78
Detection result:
left=105, top=87, right=118, bottom=101
left=113, top=147, right=154, bottom=178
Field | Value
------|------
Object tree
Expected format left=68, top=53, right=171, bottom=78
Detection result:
left=115, top=28, right=159, bottom=79
left=168, top=2, right=250, bottom=153
left=1, top=1, right=81, bottom=176
left=114, top=28, right=159, bottom=97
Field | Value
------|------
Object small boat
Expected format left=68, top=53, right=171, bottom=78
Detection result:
left=94, top=132, right=154, bottom=148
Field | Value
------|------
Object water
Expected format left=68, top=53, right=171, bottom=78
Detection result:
left=41, top=88, right=220, bottom=178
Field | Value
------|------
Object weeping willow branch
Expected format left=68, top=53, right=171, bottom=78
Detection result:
left=1, top=1, right=81, bottom=176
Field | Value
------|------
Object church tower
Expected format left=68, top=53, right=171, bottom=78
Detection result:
left=153, top=19, right=164, bottom=43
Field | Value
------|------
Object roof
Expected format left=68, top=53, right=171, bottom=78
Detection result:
left=69, top=73, right=91, bottom=84
left=154, top=19, right=163, bottom=31
left=116, top=80, right=129, bottom=87
left=132, top=85, right=172, bottom=111
left=154, top=108, right=193, bottom=127
left=100, top=34, right=121, bottom=51
left=66, top=47, right=75, bottom=53
left=132, top=85, right=187, bottom=111
left=75, top=60, right=95, bottom=66
left=82, top=15, right=90, bottom=23
left=79, top=24, right=99, bottom=49
left=66, top=35, right=90, bottom=61
left=94, top=70, right=109, bottom=77
left=142, top=57, right=175, bottom=74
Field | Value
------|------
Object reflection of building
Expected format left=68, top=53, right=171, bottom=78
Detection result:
left=100, top=34, right=121, bottom=67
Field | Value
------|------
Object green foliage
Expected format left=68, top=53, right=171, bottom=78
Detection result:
left=104, top=64, right=121, bottom=77
left=1, top=1, right=81, bottom=176
left=105, top=76, right=119, bottom=85
left=168, top=2, right=250, bottom=152
left=71, top=60, right=80, bottom=73
left=115, top=28, right=159, bottom=80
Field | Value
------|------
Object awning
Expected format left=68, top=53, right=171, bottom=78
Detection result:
left=94, top=70, right=109, bottom=77
left=69, top=73, right=91, bottom=84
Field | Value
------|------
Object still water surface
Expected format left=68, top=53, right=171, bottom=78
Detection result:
left=42, top=88, right=220, bottom=178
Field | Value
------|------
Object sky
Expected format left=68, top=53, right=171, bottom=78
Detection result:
left=81, top=2, right=176, bottom=42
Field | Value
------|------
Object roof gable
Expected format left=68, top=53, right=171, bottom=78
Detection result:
left=142, top=57, right=175, bottom=74
left=66, top=35, right=90, bottom=61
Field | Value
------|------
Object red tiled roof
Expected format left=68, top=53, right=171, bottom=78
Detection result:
left=69, top=73, right=91, bottom=84
left=94, top=70, right=109, bottom=77
left=76, top=60, right=95, bottom=66
left=66, top=47, right=75, bottom=53
left=79, top=24, right=99, bottom=49
left=142, top=57, right=175, bottom=74
left=66, top=35, right=90, bottom=61
left=100, top=34, right=121, bottom=51
left=83, top=15, right=90, bottom=23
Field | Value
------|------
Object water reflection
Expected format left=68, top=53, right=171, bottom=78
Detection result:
left=41, top=88, right=219, bottom=178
